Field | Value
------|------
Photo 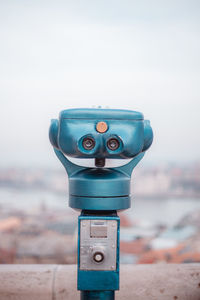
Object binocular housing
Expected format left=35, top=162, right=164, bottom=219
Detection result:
left=50, top=108, right=152, bottom=160
left=49, top=108, right=153, bottom=211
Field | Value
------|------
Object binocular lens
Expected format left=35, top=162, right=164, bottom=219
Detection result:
left=107, top=138, right=120, bottom=151
left=82, top=137, right=95, bottom=150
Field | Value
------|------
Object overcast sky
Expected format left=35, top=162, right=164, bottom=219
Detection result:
left=0, top=0, right=200, bottom=168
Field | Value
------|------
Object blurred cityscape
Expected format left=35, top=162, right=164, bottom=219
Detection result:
left=0, top=162, right=200, bottom=265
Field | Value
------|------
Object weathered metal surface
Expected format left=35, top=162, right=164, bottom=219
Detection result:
left=0, top=264, right=200, bottom=299
left=79, top=219, right=117, bottom=271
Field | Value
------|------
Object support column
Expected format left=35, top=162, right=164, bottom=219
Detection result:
left=81, top=291, right=114, bottom=300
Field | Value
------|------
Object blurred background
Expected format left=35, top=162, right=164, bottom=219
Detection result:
left=0, top=0, right=200, bottom=264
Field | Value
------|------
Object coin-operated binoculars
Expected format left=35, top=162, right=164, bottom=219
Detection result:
left=49, top=108, right=153, bottom=300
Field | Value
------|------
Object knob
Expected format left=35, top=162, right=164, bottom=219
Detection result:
left=93, top=252, right=104, bottom=263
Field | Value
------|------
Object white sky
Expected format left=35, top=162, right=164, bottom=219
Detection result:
left=0, top=0, right=200, bottom=168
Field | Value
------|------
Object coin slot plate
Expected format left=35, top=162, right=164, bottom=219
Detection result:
left=80, top=219, right=117, bottom=270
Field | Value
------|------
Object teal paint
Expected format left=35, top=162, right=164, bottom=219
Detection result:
left=69, top=195, right=130, bottom=211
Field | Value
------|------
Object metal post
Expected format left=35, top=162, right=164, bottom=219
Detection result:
left=81, top=291, right=114, bottom=300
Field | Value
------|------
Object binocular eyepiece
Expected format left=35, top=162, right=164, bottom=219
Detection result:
left=82, top=136, right=120, bottom=151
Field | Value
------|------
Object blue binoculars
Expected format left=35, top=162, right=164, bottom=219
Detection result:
left=49, top=108, right=153, bottom=212
left=49, top=108, right=153, bottom=299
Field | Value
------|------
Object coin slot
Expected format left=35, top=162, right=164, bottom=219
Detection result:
left=90, top=220, right=107, bottom=238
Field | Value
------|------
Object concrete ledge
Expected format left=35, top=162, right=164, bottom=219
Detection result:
left=0, top=264, right=200, bottom=299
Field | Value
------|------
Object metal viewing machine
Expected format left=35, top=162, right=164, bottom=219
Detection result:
left=49, top=108, right=153, bottom=300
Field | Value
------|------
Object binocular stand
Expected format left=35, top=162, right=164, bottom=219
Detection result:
left=54, top=149, right=145, bottom=300
left=49, top=108, right=153, bottom=299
